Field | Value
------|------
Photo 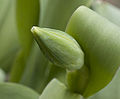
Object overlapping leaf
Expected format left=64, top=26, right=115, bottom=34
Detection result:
left=0, top=83, right=39, bottom=99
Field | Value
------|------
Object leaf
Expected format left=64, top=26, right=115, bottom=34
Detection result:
left=16, top=0, right=39, bottom=51
left=0, top=83, right=39, bottom=99
left=66, top=6, right=120, bottom=97
left=89, top=68, right=120, bottom=99
left=10, top=0, right=40, bottom=82
left=39, top=79, right=82, bottom=99
left=0, top=69, right=5, bottom=82
left=0, top=0, right=11, bottom=30
left=0, top=0, right=20, bottom=72
left=92, top=0, right=120, bottom=26
left=19, top=42, right=53, bottom=93
left=40, top=0, right=93, bottom=30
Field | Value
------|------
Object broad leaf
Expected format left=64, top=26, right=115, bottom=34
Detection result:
left=40, top=79, right=82, bottom=99
left=0, top=83, right=39, bottom=99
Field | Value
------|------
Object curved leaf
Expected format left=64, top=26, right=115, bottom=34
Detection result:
left=0, top=83, right=39, bottom=99
left=0, top=0, right=11, bottom=30
left=66, top=6, right=120, bottom=97
left=0, top=0, right=20, bottom=72
left=40, top=79, right=82, bottom=99
left=40, top=0, right=93, bottom=30
left=89, top=68, right=120, bottom=99
left=92, top=0, right=120, bottom=26
left=10, top=0, right=40, bottom=82
left=0, top=69, right=5, bottom=82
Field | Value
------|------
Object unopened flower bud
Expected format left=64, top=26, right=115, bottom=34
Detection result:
left=31, top=26, right=84, bottom=71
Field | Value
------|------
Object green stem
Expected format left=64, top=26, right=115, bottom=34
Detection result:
left=9, top=50, right=28, bottom=82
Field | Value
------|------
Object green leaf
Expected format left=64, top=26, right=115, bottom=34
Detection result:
left=40, top=79, right=82, bottom=99
left=66, top=6, right=120, bottom=97
left=16, top=0, right=39, bottom=50
left=10, top=0, right=40, bottom=82
left=20, top=43, right=66, bottom=93
left=40, top=0, right=93, bottom=30
left=0, top=69, right=5, bottom=82
left=89, top=68, right=120, bottom=99
left=10, top=50, right=27, bottom=82
left=19, top=43, right=52, bottom=93
left=0, top=83, right=39, bottom=99
left=92, top=0, right=120, bottom=26
left=0, top=0, right=20, bottom=72
left=0, top=0, right=11, bottom=29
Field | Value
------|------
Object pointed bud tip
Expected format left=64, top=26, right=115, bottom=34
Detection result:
left=31, top=26, right=45, bottom=37
left=31, top=26, right=42, bottom=38
left=31, top=26, right=37, bottom=34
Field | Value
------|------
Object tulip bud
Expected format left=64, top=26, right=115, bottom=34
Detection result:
left=31, top=26, right=84, bottom=71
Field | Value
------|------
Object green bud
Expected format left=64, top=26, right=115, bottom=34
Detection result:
left=31, top=26, right=84, bottom=71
